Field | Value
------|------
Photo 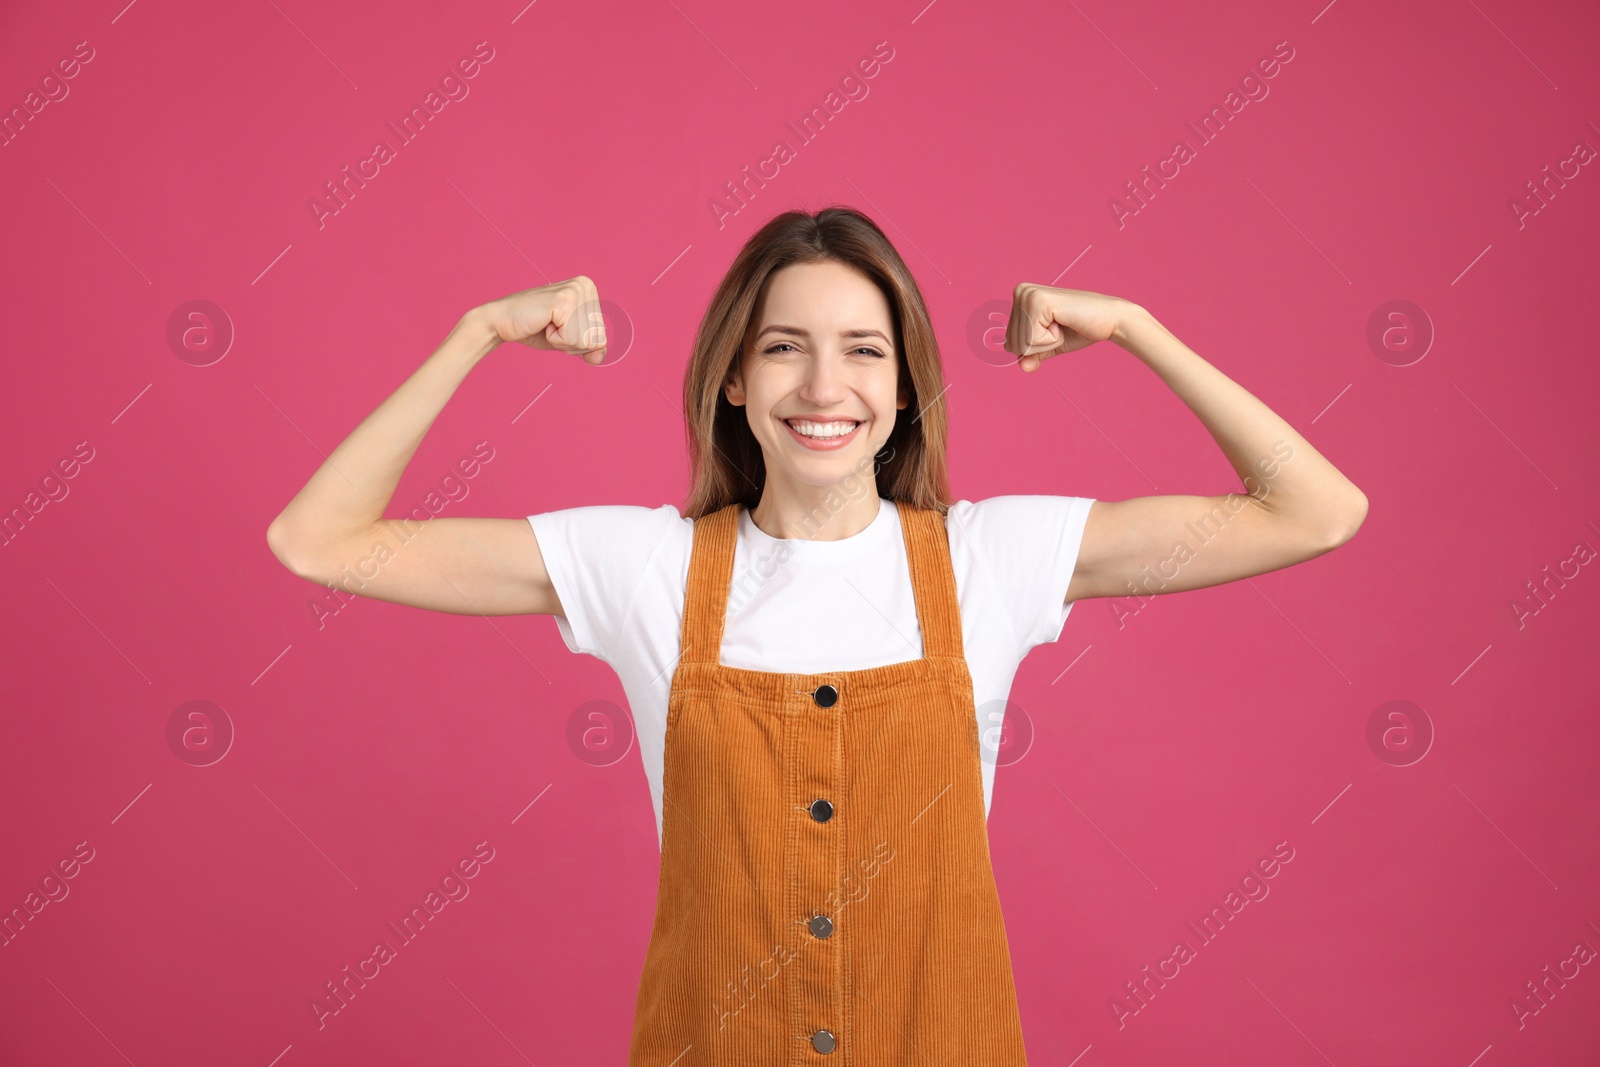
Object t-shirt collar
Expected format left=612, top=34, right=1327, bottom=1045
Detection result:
left=738, top=496, right=896, bottom=559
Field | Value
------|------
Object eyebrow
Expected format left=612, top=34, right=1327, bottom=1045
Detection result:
left=755, top=324, right=892, bottom=345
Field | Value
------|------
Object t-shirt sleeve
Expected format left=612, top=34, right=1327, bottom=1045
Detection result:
left=960, top=495, right=1097, bottom=655
left=525, top=504, right=680, bottom=665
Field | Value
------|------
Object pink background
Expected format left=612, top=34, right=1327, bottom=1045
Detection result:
left=3, top=0, right=1598, bottom=1063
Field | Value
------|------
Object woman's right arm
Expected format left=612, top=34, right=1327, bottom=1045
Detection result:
left=265, top=277, right=608, bottom=618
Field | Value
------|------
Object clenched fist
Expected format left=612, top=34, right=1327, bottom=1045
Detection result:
left=483, top=276, right=609, bottom=364
left=1004, top=283, right=1141, bottom=372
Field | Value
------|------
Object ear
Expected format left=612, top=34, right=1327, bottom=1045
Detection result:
left=723, top=355, right=746, bottom=407
left=896, top=362, right=910, bottom=410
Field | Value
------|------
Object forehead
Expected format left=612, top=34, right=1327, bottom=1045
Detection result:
left=752, top=260, right=892, bottom=328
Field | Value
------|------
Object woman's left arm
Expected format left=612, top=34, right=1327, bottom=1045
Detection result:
left=1003, top=283, right=1369, bottom=604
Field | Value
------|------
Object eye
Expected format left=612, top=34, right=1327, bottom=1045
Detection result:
left=760, top=342, right=888, bottom=357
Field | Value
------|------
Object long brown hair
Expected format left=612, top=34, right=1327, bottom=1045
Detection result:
left=681, top=205, right=952, bottom=520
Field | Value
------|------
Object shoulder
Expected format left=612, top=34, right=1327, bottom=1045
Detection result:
left=526, top=502, right=691, bottom=583
left=524, top=503, right=690, bottom=660
left=527, top=502, right=687, bottom=542
left=943, top=495, right=1100, bottom=652
left=944, top=494, right=1097, bottom=544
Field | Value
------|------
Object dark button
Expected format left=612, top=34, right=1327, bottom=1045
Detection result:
left=809, top=798, right=834, bottom=823
left=813, top=684, right=838, bottom=708
left=808, top=914, right=833, bottom=939
left=811, top=1029, right=836, bottom=1054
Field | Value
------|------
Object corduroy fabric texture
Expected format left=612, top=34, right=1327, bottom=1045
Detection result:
left=628, top=501, right=1029, bottom=1066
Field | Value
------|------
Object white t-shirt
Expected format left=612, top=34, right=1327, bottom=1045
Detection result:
left=527, top=494, right=1097, bottom=849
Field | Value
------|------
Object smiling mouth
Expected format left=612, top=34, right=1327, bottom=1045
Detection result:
left=783, top=418, right=861, bottom=439
left=780, top=417, right=864, bottom=451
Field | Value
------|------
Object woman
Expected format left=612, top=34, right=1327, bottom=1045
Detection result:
left=267, top=206, right=1367, bottom=1064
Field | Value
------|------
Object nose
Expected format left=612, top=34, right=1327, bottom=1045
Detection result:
left=797, top=348, right=849, bottom=406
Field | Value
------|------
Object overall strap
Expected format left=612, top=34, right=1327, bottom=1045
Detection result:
left=677, top=501, right=966, bottom=666
left=900, top=503, right=966, bottom=660
left=679, top=503, right=741, bottom=667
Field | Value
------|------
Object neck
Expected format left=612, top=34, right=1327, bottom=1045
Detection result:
left=747, top=480, right=883, bottom=541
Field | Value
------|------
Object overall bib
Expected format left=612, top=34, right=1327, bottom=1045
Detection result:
left=628, top=501, right=1030, bottom=1066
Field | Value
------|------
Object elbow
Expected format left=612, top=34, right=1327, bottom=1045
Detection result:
left=266, top=519, right=320, bottom=579
left=265, top=519, right=298, bottom=571
left=1323, top=491, right=1369, bottom=549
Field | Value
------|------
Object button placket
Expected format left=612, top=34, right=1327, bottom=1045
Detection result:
left=795, top=680, right=841, bottom=1057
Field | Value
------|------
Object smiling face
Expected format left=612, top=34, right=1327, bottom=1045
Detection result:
left=724, top=259, right=910, bottom=494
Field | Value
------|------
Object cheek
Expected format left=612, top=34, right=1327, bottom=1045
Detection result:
left=743, top=371, right=791, bottom=417
left=874, top=379, right=904, bottom=414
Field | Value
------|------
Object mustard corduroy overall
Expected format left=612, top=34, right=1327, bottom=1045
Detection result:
left=628, top=500, right=1030, bottom=1065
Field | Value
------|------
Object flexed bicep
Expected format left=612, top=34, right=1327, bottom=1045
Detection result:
left=269, top=515, right=564, bottom=617
left=1063, top=495, right=1354, bottom=604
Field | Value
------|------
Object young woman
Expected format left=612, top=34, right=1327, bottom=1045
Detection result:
left=268, top=206, right=1367, bottom=1064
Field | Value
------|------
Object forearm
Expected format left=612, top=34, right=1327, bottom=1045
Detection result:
left=1113, top=304, right=1367, bottom=539
left=267, top=307, right=502, bottom=561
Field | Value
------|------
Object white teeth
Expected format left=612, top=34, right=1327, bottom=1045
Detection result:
left=788, top=419, right=858, bottom=438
